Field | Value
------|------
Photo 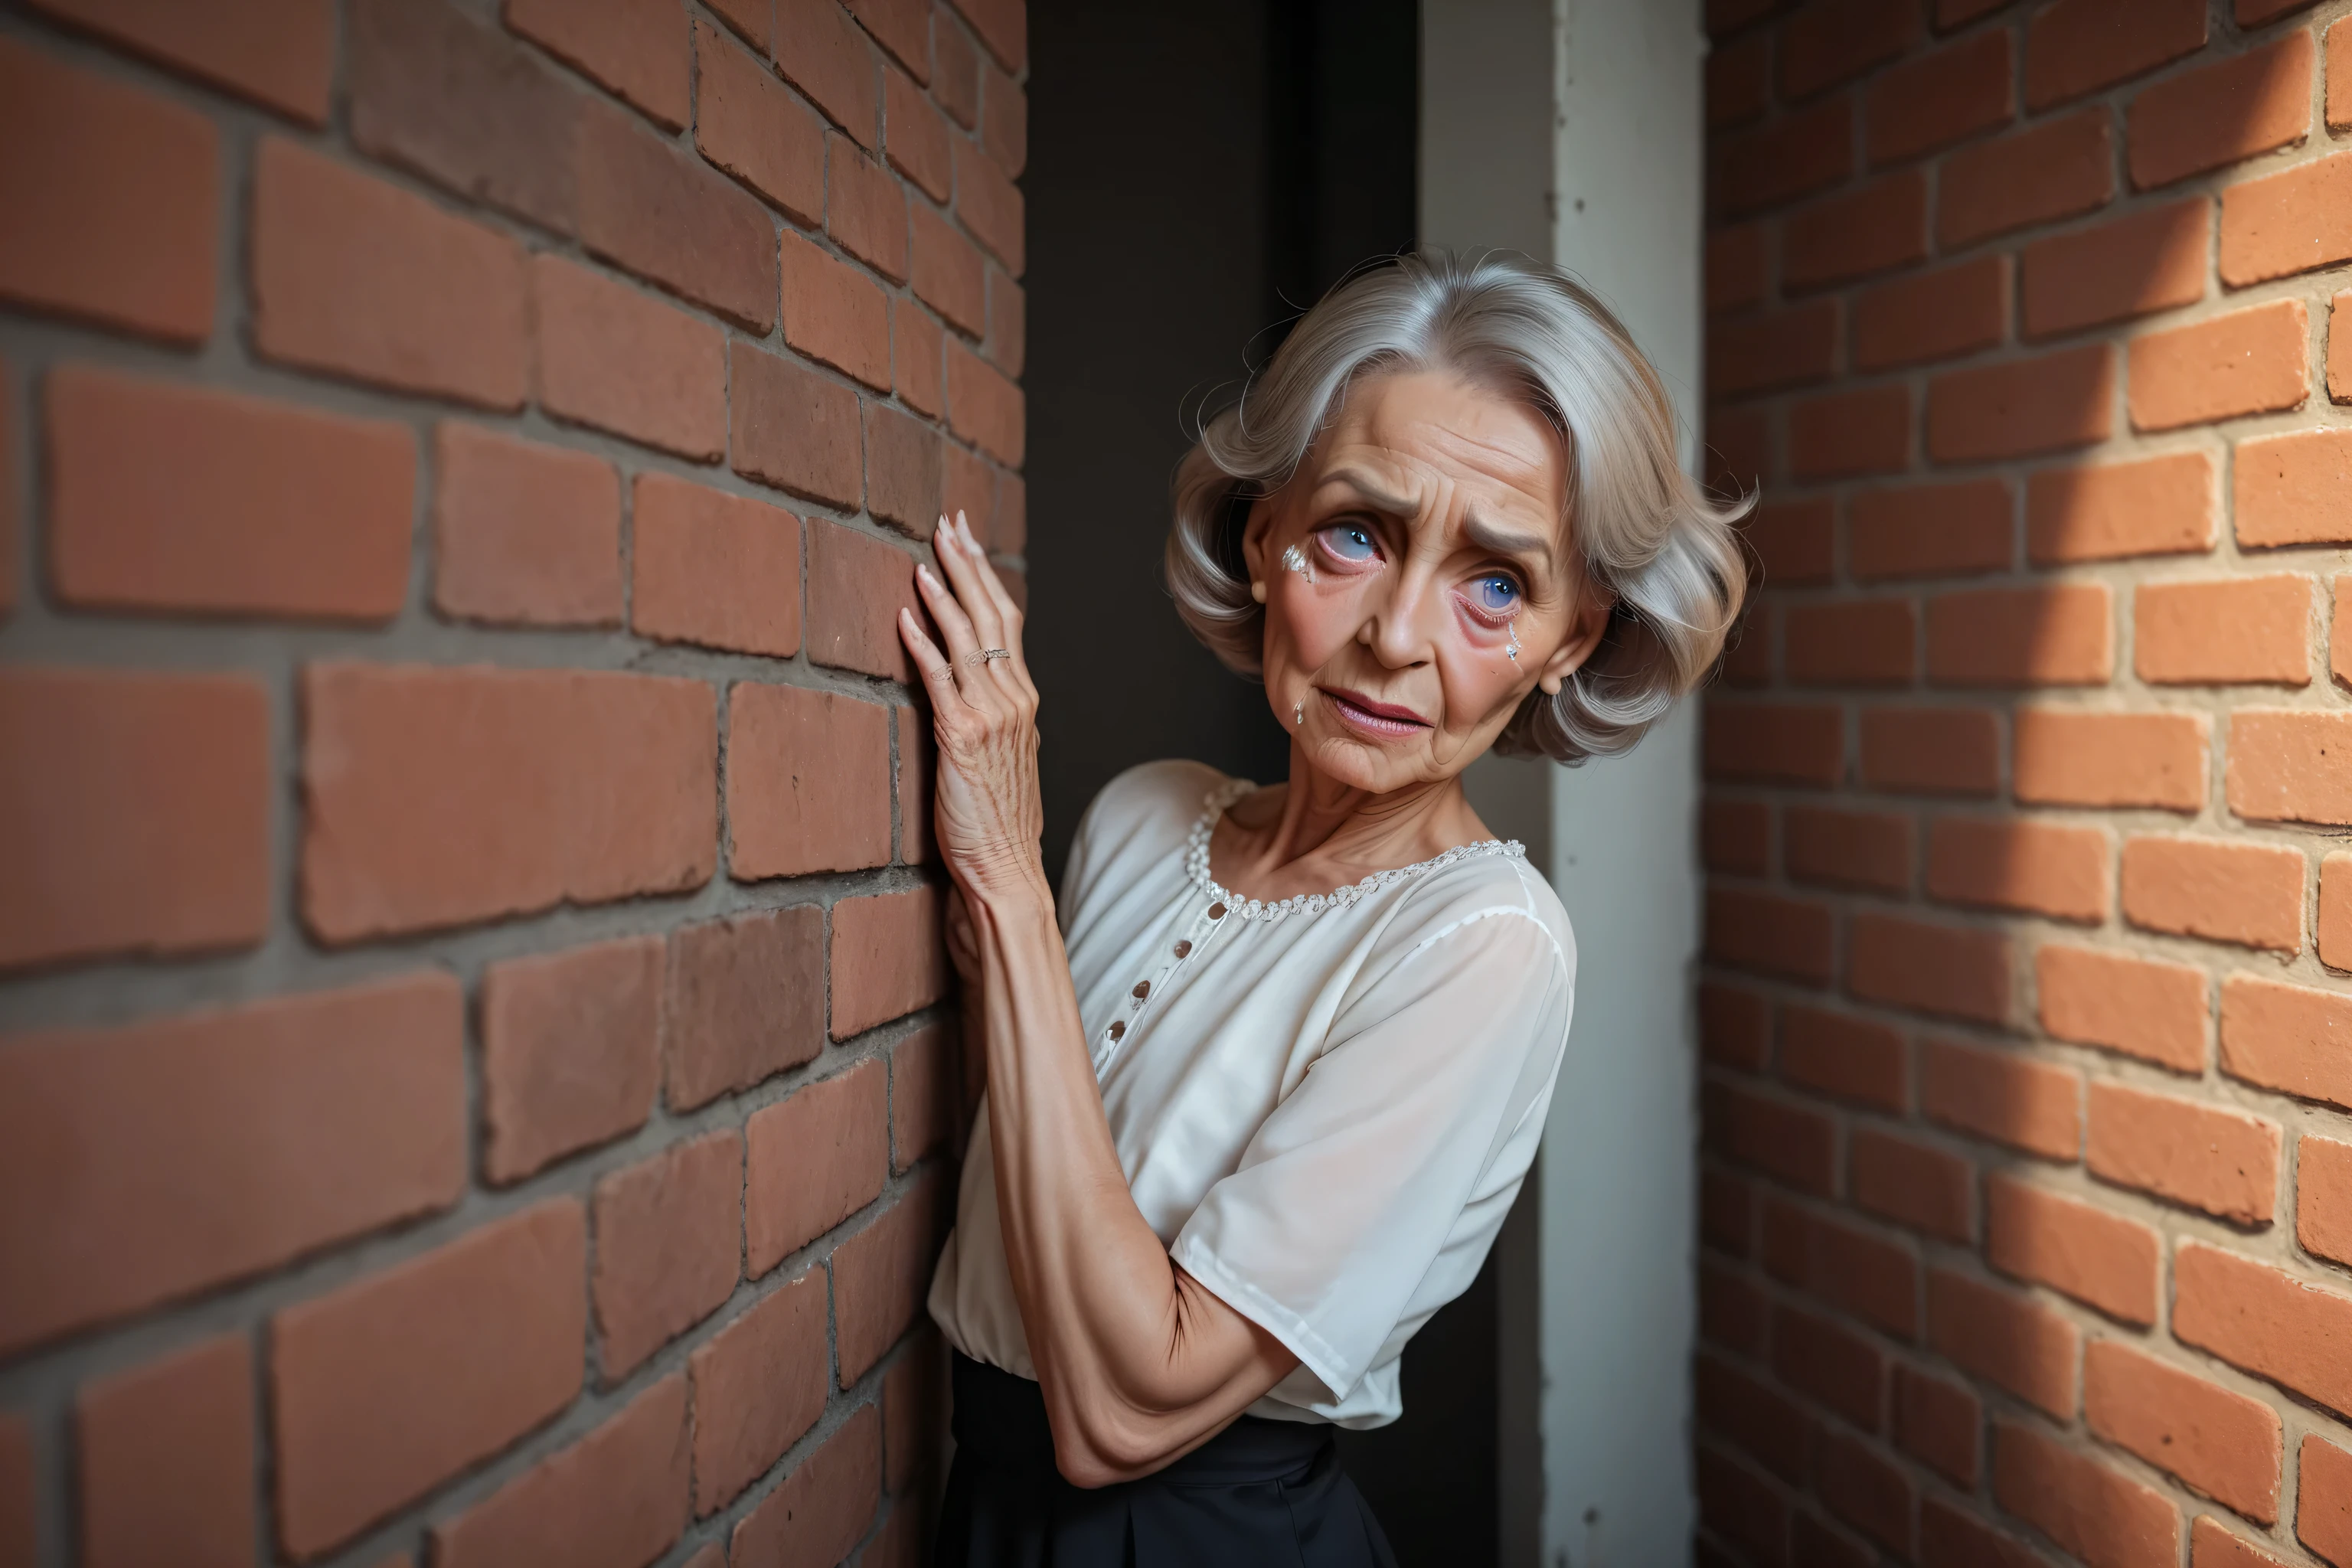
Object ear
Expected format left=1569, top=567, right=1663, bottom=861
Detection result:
left=1239, top=494, right=1276, bottom=590
left=1538, top=585, right=1616, bottom=696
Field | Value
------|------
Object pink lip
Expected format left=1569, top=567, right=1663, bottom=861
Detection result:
left=1321, top=687, right=1429, bottom=736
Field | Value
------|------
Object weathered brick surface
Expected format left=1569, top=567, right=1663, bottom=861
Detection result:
left=0, top=9, right=1000, bottom=1555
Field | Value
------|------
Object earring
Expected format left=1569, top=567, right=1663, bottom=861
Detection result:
left=1505, top=620, right=1521, bottom=663
left=1250, top=580, right=1267, bottom=603
left=1293, top=701, right=1305, bottom=727
left=1281, top=543, right=1313, bottom=583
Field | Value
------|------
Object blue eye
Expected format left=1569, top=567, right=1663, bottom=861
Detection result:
left=1320, top=524, right=1377, bottom=561
left=1473, top=575, right=1520, bottom=613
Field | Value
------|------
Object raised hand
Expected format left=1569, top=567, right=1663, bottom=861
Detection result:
left=897, top=511, right=1048, bottom=907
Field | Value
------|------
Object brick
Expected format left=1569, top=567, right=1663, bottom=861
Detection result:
left=0, top=668, right=266, bottom=972
left=252, top=138, right=528, bottom=406
left=592, top=1132, right=742, bottom=1377
left=2325, top=851, right=2352, bottom=969
left=1700, top=981, right=1772, bottom=1069
left=1707, top=33, right=1768, bottom=130
left=951, top=140, right=1024, bottom=279
left=1702, top=1168, right=1758, bottom=1257
left=979, top=58, right=1025, bottom=181
left=695, top=17, right=826, bottom=227
left=691, top=1269, right=829, bottom=1513
left=2122, top=835, right=2304, bottom=952
left=1926, top=345, right=2113, bottom=462
left=850, top=0, right=930, bottom=78
left=729, top=683, right=893, bottom=877
left=730, top=1403, right=881, bottom=1566
left=2193, top=1515, right=2292, bottom=1568
left=302, top=665, right=715, bottom=941
left=2174, top=1241, right=2352, bottom=1419
left=2337, top=19, right=2352, bottom=133
left=77, top=1334, right=255, bottom=1568
left=2303, top=1135, right=2352, bottom=1267
left=1739, top=501, right=1828, bottom=588
left=1714, top=96, right=1854, bottom=217
left=1703, top=796, right=1772, bottom=885
left=665, top=904, right=827, bottom=1110
left=1927, top=817, right=2109, bottom=923
left=1854, top=256, right=2007, bottom=371
left=1696, top=1445, right=1789, bottom=1566
left=730, top=341, right=864, bottom=508
left=885, top=65, right=953, bottom=201
left=1851, top=912, right=2010, bottom=1024
left=910, top=194, right=988, bottom=337
left=1928, top=1269, right=2076, bottom=1415
left=578, top=100, right=777, bottom=330
left=1919, top=1498, right=2044, bottom=1568
left=1705, top=890, right=1835, bottom=984
left=2235, top=427, right=2352, bottom=549
left=1854, top=1130, right=1975, bottom=1241
left=807, top=518, right=920, bottom=680
left=835, top=1169, right=946, bottom=1384
left=1707, top=403, right=1771, bottom=495
left=1786, top=599, right=1916, bottom=685
left=1703, top=703, right=1844, bottom=786
left=2088, top=1341, right=2282, bottom=1526
left=1895, top=1364, right=1980, bottom=1487
left=985, top=266, right=1024, bottom=377
left=2014, top=709, right=2207, bottom=812
left=1818, top=1430, right=1912, bottom=1554
left=482, top=937, right=662, bottom=1183
left=1779, top=0, right=1919, bottom=97
left=2088, top=1080, right=2278, bottom=1227
left=2027, top=451, right=2213, bottom=565
left=867, top=404, right=944, bottom=538
left=891, top=1022, right=957, bottom=1169
left=2133, top=301, right=2310, bottom=432
left=951, top=0, right=1023, bottom=71
left=776, top=0, right=881, bottom=146
left=1922, top=1038, right=2079, bottom=1159
left=1704, top=1081, right=1837, bottom=1196
left=1784, top=805, right=1911, bottom=893
left=1708, top=301, right=1841, bottom=399
left=47, top=365, right=414, bottom=622
left=0, top=38, right=217, bottom=342
left=29, top=0, right=331, bottom=121
left=0, top=364, right=12, bottom=619
left=2130, top=31, right=2312, bottom=190
left=1789, top=384, right=1910, bottom=480
left=897, top=701, right=936, bottom=863
left=348, top=0, right=580, bottom=233
left=932, top=8, right=979, bottom=125
left=1772, top=1302, right=1887, bottom=1430
left=1985, top=1174, right=2158, bottom=1323
left=1938, top=110, right=2113, bottom=248
left=1993, top=1421, right=2178, bottom=1568
left=1858, top=705, right=2000, bottom=795
left=0, top=1419, right=29, bottom=1568
left=828, top=136, right=912, bottom=283
left=2037, top=943, right=2207, bottom=1072
left=508, top=0, right=689, bottom=129
left=431, top=1376, right=690, bottom=1568
left=2337, top=578, right=2352, bottom=687
left=2220, top=150, right=2352, bottom=286
left=2021, top=200, right=2207, bottom=341
left=895, top=298, right=946, bottom=417
left=1926, top=583, right=2112, bottom=686
left=2304, top=1436, right=2352, bottom=1566
left=1867, top=29, right=2011, bottom=165
left=535, top=255, right=727, bottom=459
left=631, top=475, right=803, bottom=658
left=1722, top=609, right=1773, bottom=686
left=1707, top=224, right=1768, bottom=317
left=433, top=423, right=622, bottom=627
left=2138, top=575, right=2313, bottom=686
left=2024, top=0, right=2205, bottom=108
left=1785, top=172, right=1928, bottom=289
left=745, top=1061, right=890, bottom=1278
left=2222, top=972, right=2352, bottom=1109
left=1779, top=1004, right=1907, bottom=1111
left=832, top=886, right=949, bottom=1037
left=1817, top=1214, right=1922, bottom=1338
left=1701, top=1261, right=1769, bottom=1353
left=947, top=338, right=1024, bottom=466
left=271, top=1201, right=586, bottom=1559
left=2229, top=710, right=2352, bottom=826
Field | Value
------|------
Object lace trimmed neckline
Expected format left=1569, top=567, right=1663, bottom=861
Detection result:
left=1184, top=780, right=1524, bottom=923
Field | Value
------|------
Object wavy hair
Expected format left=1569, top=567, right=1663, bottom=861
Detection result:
left=1165, top=250, right=1750, bottom=763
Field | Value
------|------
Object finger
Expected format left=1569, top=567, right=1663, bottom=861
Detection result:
left=945, top=513, right=1034, bottom=701
left=930, top=514, right=1008, bottom=656
left=912, top=559, right=989, bottom=698
left=897, top=606, right=967, bottom=707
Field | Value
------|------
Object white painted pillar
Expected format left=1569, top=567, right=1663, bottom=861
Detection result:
left=1423, top=2, right=1710, bottom=1560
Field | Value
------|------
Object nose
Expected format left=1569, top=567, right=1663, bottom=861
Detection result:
left=1357, top=555, right=1445, bottom=669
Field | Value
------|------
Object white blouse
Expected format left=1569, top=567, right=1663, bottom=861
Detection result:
left=926, top=760, right=1576, bottom=1428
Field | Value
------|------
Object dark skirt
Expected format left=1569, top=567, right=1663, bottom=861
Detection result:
left=934, top=1354, right=1398, bottom=1568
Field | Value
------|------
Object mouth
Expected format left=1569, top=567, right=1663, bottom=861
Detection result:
left=1320, top=687, right=1430, bottom=737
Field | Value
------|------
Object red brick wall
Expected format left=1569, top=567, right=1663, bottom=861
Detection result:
left=1698, top=1, right=2352, bottom=1563
left=0, top=1, right=1023, bottom=1563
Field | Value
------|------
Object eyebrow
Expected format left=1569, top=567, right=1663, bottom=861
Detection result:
left=1321, top=468, right=1557, bottom=567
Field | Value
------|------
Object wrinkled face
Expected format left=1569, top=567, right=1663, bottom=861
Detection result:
left=1243, top=369, right=1612, bottom=795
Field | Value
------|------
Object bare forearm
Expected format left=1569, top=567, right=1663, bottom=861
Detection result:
left=967, top=882, right=1292, bottom=1481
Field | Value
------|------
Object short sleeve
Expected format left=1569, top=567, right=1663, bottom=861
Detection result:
left=1168, top=905, right=1570, bottom=1402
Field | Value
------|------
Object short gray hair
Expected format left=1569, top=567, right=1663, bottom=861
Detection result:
left=1165, top=250, right=1750, bottom=764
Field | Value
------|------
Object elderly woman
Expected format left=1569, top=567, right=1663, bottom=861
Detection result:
left=898, top=250, right=1746, bottom=1565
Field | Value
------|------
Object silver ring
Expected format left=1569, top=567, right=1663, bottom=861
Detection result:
left=966, top=648, right=1012, bottom=666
